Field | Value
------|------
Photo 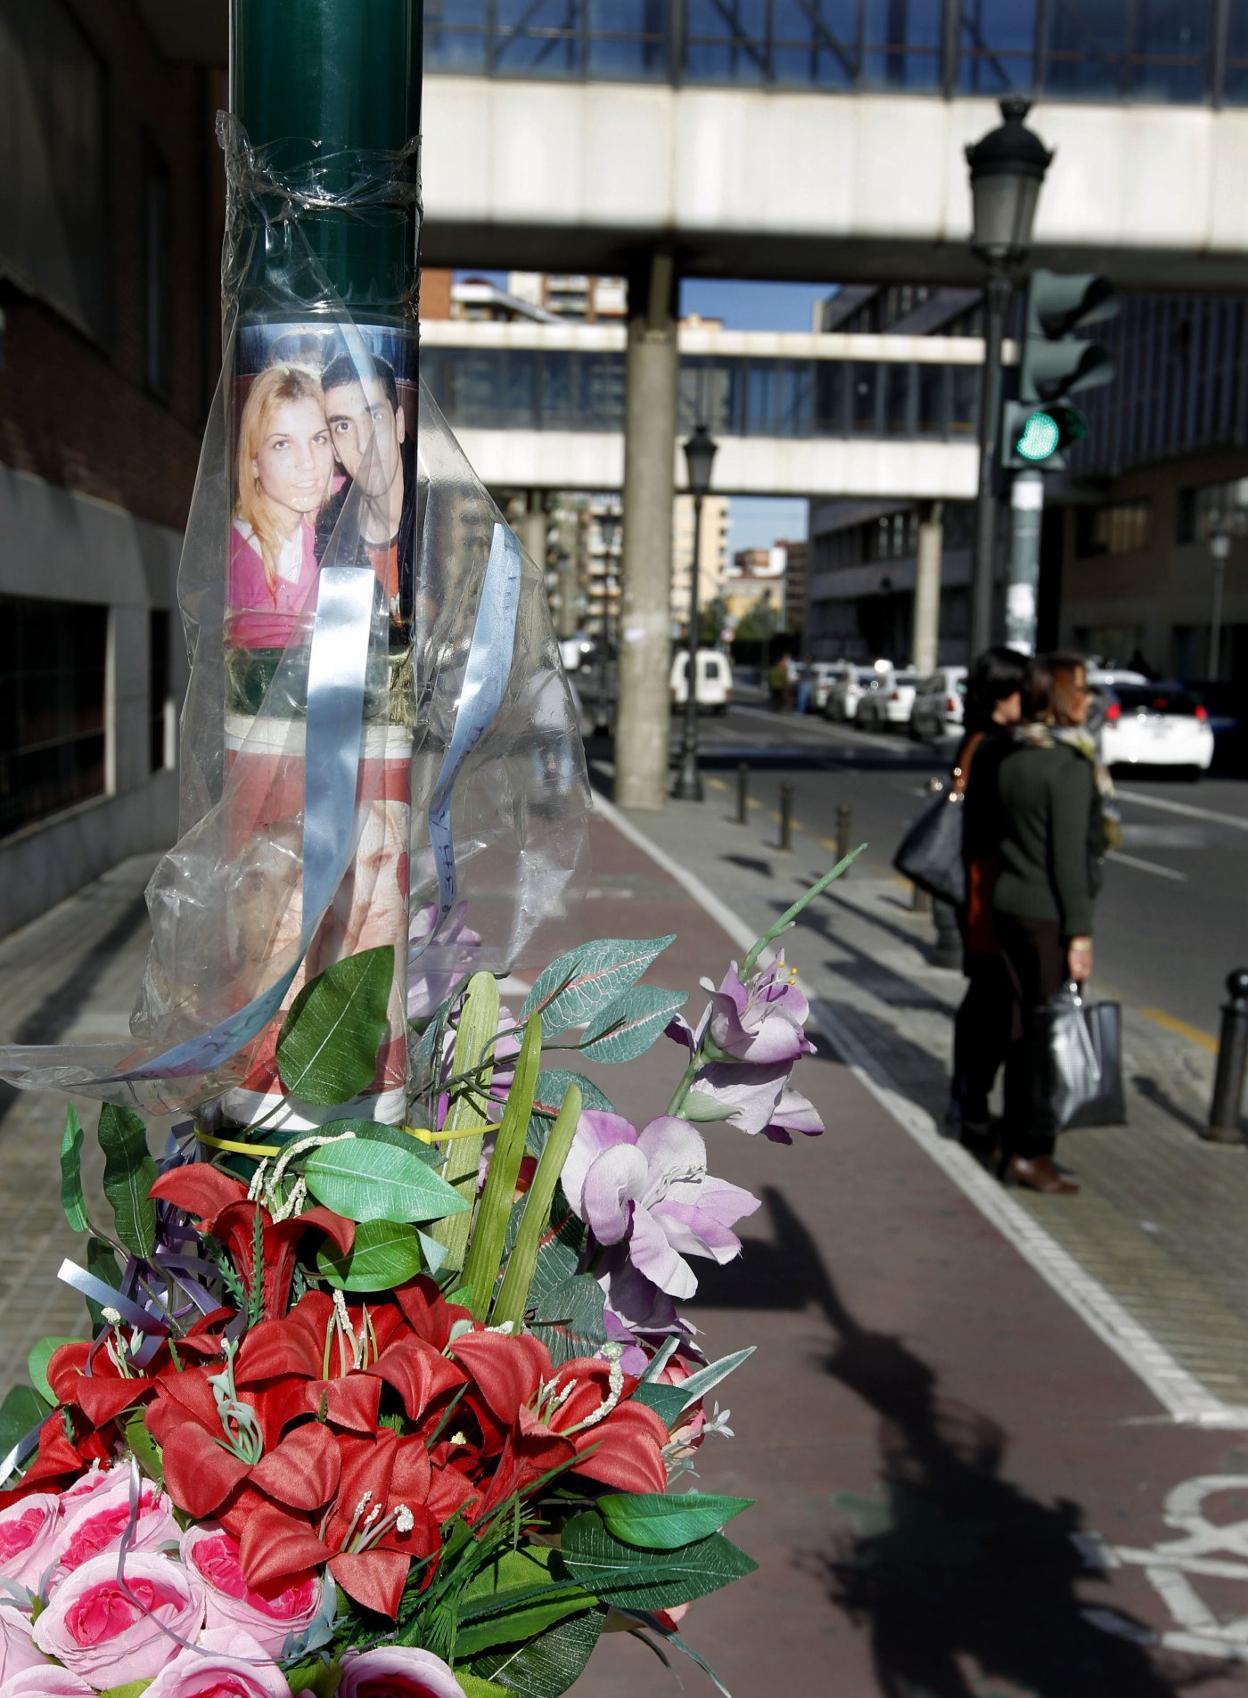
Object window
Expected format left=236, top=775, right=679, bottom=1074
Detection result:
left=1076, top=501, right=1152, bottom=557
left=0, top=596, right=108, bottom=839
left=143, top=137, right=172, bottom=398
left=1, top=0, right=109, bottom=340
left=149, top=609, right=172, bottom=773
left=1176, top=477, right=1248, bottom=544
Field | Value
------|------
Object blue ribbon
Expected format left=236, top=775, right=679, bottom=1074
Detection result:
left=101, top=564, right=376, bottom=1084
left=421, top=521, right=523, bottom=941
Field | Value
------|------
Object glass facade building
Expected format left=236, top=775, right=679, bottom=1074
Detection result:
left=426, top=1, right=1248, bottom=105
left=420, top=345, right=982, bottom=441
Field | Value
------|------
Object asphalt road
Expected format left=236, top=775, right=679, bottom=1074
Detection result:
left=682, top=701, right=1248, bottom=1041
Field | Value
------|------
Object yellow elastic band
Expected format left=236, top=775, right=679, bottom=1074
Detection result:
left=196, top=1122, right=501, bottom=1158
left=196, top=1131, right=284, bottom=1158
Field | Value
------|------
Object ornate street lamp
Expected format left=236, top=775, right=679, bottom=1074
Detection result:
left=673, top=424, right=717, bottom=802
left=965, top=98, right=1053, bottom=660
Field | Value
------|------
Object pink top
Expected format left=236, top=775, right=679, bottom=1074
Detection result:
left=227, top=519, right=320, bottom=650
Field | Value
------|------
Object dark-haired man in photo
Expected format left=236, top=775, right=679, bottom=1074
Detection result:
left=318, top=352, right=414, bottom=631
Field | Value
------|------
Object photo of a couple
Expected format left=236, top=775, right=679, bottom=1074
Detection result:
left=228, top=344, right=414, bottom=651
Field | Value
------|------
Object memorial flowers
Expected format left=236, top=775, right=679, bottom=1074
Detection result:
left=0, top=852, right=850, bottom=1695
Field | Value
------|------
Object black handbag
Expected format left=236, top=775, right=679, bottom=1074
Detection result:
left=893, top=788, right=966, bottom=908
left=1029, top=984, right=1126, bottom=1133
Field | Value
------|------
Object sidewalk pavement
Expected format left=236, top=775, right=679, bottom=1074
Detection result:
left=0, top=821, right=1246, bottom=1694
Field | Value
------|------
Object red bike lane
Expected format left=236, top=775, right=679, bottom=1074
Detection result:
left=537, top=811, right=1248, bottom=1698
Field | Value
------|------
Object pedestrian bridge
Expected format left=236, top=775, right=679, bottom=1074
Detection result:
left=423, top=319, right=982, bottom=498
left=423, top=1, right=1248, bottom=288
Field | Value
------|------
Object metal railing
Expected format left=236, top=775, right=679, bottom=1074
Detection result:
left=424, top=0, right=1248, bottom=105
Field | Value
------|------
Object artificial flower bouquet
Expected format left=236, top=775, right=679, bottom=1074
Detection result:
left=0, top=865, right=846, bottom=1697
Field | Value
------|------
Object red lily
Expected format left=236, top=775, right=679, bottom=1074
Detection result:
left=0, top=1412, right=110, bottom=1510
left=232, top=1427, right=442, bottom=1618
left=150, top=1165, right=355, bottom=1321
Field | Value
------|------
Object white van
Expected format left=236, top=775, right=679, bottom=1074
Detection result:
left=671, top=648, right=733, bottom=713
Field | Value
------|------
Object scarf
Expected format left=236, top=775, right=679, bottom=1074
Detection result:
left=1014, top=721, right=1123, bottom=852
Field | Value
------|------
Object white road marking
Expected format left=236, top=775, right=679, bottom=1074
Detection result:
left=1116, top=786, right=1248, bottom=833
left=1107, top=849, right=1188, bottom=883
left=592, top=788, right=1248, bottom=1431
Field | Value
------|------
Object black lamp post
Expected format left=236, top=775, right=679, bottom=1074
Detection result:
left=598, top=505, right=619, bottom=727
left=673, top=424, right=717, bottom=802
left=965, top=98, right=1053, bottom=661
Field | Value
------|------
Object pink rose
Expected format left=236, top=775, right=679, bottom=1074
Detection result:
left=31, top=1550, right=204, bottom=1688
left=142, top=1626, right=292, bottom=1697
left=180, top=1526, right=324, bottom=1658
left=46, top=1474, right=179, bottom=1594
left=6, top=1672, right=95, bottom=1696
left=0, top=1495, right=61, bottom=1591
left=0, top=1603, right=46, bottom=1680
left=59, top=1467, right=115, bottom=1510
left=338, top=1646, right=468, bottom=1698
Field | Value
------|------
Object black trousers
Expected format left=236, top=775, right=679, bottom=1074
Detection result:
left=951, top=951, right=1013, bottom=1124
left=995, top=912, right=1068, bottom=1160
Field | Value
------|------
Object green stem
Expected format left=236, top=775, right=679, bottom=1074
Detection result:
left=491, top=1081, right=582, bottom=1331
left=664, top=1057, right=701, bottom=1119
left=740, top=845, right=866, bottom=978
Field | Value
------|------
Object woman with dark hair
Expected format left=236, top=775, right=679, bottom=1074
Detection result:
left=991, top=652, right=1116, bottom=1194
left=949, top=646, right=1029, bottom=1158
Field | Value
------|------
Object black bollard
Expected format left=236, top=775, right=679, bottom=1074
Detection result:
left=836, top=803, right=853, bottom=871
left=736, top=763, right=749, bottom=825
left=778, top=783, right=794, bottom=852
left=1205, top=968, right=1248, bottom=1143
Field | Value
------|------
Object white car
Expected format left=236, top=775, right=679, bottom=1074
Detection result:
left=1102, top=682, right=1214, bottom=777
left=826, top=665, right=880, bottom=723
left=805, top=662, right=844, bottom=713
left=856, top=668, right=919, bottom=731
left=670, top=648, right=732, bottom=713
left=909, top=667, right=968, bottom=741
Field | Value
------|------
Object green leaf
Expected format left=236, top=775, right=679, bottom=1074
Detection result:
left=520, top=937, right=675, bottom=1036
left=122, top=1410, right=164, bottom=1485
left=432, top=971, right=501, bottom=1269
left=683, top=1089, right=738, bottom=1124
left=276, top=944, right=395, bottom=1106
left=27, top=1336, right=79, bottom=1404
left=97, top=1104, right=157, bottom=1259
left=315, top=1218, right=425, bottom=1292
left=559, top=1512, right=757, bottom=1611
left=100, top=1684, right=151, bottom=1698
left=532, top=1071, right=614, bottom=1119
left=674, top=1347, right=755, bottom=1410
left=598, top=1492, right=753, bottom=1551
left=84, top=1236, right=121, bottom=1333
left=467, top=1603, right=604, bottom=1697
left=0, top=1384, right=51, bottom=1479
left=462, top=1015, right=542, bottom=1319
left=304, top=1136, right=467, bottom=1224
left=457, top=1547, right=594, bottom=1656
left=580, top=986, right=687, bottom=1064
left=632, top=1380, right=689, bottom=1427
left=456, top=1678, right=512, bottom=1698
left=59, top=1104, right=89, bottom=1233
left=493, top=1090, right=584, bottom=1332
left=528, top=1272, right=606, bottom=1368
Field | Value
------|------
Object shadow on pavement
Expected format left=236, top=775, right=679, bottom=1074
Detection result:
left=734, top=1188, right=1224, bottom=1698
left=1131, top=1074, right=1208, bottom=1139
left=0, top=889, right=148, bottom=1131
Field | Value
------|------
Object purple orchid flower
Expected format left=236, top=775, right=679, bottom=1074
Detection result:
left=562, top=1111, right=760, bottom=1300
left=704, top=952, right=815, bottom=1066
left=689, top=1061, right=823, bottom=1142
left=408, top=902, right=483, bottom=1020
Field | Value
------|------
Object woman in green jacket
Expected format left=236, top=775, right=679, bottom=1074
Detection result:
left=992, top=653, right=1111, bottom=1194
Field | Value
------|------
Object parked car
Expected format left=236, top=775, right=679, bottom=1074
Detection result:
left=1101, top=681, right=1214, bottom=777
left=909, top=667, right=968, bottom=742
left=806, top=661, right=844, bottom=714
left=671, top=648, right=733, bottom=713
left=1191, top=680, right=1248, bottom=775
left=856, top=668, right=919, bottom=731
left=826, top=665, right=880, bottom=723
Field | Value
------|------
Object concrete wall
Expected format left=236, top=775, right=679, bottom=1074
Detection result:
left=0, top=469, right=185, bottom=935
left=450, top=426, right=978, bottom=501
left=424, top=80, right=1248, bottom=288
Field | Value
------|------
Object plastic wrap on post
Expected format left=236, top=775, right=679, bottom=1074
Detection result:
left=0, top=129, right=590, bottom=1120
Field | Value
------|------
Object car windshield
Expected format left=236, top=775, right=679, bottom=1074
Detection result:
left=894, top=672, right=918, bottom=687
left=1115, top=686, right=1201, bottom=716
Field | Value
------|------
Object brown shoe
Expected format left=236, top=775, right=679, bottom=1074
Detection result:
left=1003, top=1156, right=1079, bottom=1195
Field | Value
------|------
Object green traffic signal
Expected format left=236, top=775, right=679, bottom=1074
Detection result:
left=1015, top=410, right=1061, bottom=462
left=1000, top=271, right=1118, bottom=473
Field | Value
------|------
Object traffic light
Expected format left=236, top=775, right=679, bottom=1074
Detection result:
left=1001, top=270, right=1119, bottom=471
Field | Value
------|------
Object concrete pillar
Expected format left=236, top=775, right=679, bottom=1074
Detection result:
left=614, top=251, right=678, bottom=811
left=519, top=491, right=546, bottom=581
left=912, top=501, right=943, bottom=675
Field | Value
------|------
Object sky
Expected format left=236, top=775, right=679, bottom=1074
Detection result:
left=451, top=273, right=840, bottom=552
